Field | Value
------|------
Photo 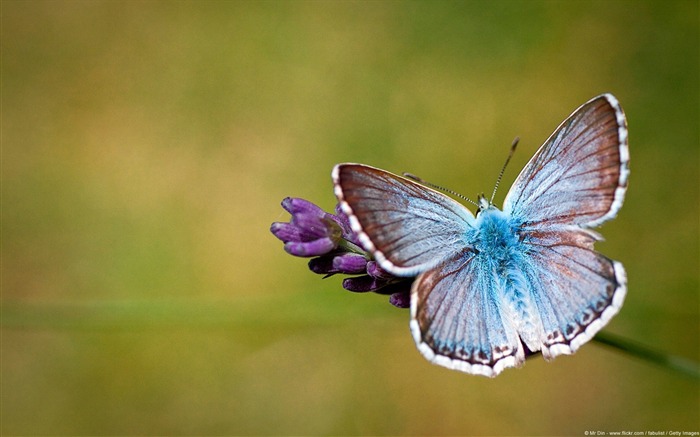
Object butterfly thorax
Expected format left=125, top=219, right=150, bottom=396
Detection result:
left=469, top=206, right=522, bottom=263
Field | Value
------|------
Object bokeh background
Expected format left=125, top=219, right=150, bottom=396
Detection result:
left=3, top=1, right=698, bottom=435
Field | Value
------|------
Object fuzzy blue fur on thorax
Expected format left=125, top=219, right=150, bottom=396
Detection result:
left=468, top=206, right=522, bottom=263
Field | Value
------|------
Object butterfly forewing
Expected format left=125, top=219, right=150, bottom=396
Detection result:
left=333, top=164, right=475, bottom=277
left=503, top=94, right=629, bottom=228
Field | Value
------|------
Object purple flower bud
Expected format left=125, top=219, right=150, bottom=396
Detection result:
left=332, top=253, right=368, bottom=274
left=342, top=275, right=387, bottom=293
left=271, top=198, right=343, bottom=257
left=308, top=255, right=336, bottom=275
left=281, top=197, right=327, bottom=217
left=291, top=214, right=342, bottom=241
left=269, top=222, right=306, bottom=242
left=389, top=291, right=411, bottom=308
left=284, top=238, right=337, bottom=257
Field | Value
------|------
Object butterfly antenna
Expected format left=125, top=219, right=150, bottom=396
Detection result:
left=403, top=172, right=479, bottom=207
left=489, top=137, right=519, bottom=204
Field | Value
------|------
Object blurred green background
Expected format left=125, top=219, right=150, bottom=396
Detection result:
left=3, top=0, right=698, bottom=435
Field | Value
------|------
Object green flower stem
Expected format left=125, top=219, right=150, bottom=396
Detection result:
left=593, top=331, right=700, bottom=379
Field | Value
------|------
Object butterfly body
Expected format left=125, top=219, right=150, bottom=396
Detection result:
left=333, top=94, right=628, bottom=377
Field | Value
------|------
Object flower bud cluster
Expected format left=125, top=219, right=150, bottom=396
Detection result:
left=271, top=197, right=411, bottom=307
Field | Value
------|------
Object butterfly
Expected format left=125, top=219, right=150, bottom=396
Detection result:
left=332, top=94, right=629, bottom=377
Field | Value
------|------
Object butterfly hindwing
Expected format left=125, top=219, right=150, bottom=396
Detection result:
left=410, top=248, right=525, bottom=377
left=519, top=228, right=627, bottom=358
left=333, top=164, right=475, bottom=277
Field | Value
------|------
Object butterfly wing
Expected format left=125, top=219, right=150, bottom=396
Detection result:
left=519, top=229, right=626, bottom=358
left=332, top=163, right=475, bottom=277
left=410, top=248, right=525, bottom=377
left=503, top=93, right=629, bottom=358
left=503, top=93, right=629, bottom=228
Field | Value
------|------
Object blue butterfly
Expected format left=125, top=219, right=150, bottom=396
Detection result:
left=332, top=94, right=629, bottom=377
